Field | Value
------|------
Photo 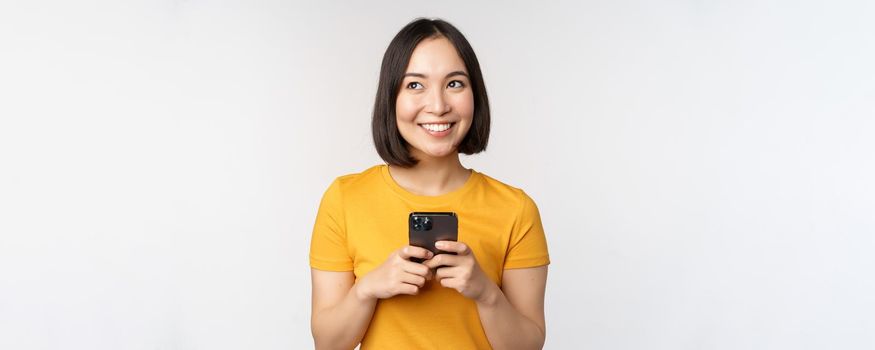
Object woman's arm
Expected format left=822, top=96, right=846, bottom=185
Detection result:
left=422, top=241, right=548, bottom=350
left=310, top=246, right=434, bottom=350
left=476, top=266, right=548, bottom=350
left=310, top=269, right=376, bottom=350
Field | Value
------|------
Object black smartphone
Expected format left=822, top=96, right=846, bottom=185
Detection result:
left=408, top=212, right=458, bottom=263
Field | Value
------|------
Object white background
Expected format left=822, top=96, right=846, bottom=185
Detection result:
left=1, top=0, right=874, bottom=349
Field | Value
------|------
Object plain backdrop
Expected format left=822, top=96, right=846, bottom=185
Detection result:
left=1, top=0, right=874, bottom=349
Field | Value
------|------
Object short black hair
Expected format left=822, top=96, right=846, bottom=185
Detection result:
left=372, top=18, right=491, bottom=167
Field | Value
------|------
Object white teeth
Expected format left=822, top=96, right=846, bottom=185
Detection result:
left=421, top=123, right=452, bottom=132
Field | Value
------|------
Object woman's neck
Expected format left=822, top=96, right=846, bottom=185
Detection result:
left=387, top=150, right=471, bottom=197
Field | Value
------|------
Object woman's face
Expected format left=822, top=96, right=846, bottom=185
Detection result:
left=395, top=36, right=474, bottom=160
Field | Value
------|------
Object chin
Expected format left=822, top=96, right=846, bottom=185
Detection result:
left=418, top=145, right=457, bottom=159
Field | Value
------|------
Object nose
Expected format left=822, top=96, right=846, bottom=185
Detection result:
left=424, top=87, right=451, bottom=116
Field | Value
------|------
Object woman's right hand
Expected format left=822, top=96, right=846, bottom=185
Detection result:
left=355, top=246, right=434, bottom=301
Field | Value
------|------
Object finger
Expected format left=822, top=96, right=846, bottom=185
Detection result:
left=422, top=253, right=462, bottom=269
left=421, top=256, right=441, bottom=269
left=402, top=260, right=430, bottom=276
left=435, top=266, right=461, bottom=280
left=394, top=283, right=419, bottom=296
left=421, top=257, right=437, bottom=269
left=439, top=276, right=459, bottom=289
left=435, top=241, right=470, bottom=255
left=401, top=273, right=427, bottom=288
left=398, top=246, right=434, bottom=260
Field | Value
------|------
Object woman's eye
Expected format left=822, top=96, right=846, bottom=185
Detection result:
left=448, top=80, right=465, bottom=88
left=407, top=82, right=423, bottom=89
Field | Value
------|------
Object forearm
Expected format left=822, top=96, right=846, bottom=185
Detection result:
left=311, top=283, right=377, bottom=350
left=476, top=284, right=546, bottom=350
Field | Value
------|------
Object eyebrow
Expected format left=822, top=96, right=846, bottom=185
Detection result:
left=403, top=71, right=469, bottom=79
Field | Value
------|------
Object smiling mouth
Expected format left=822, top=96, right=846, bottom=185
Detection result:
left=418, top=122, right=455, bottom=133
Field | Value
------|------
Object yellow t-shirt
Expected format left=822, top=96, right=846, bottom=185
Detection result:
left=309, top=164, right=550, bottom=349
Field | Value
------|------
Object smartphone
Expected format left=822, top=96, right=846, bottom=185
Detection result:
left=408, top=212, right=458, bottom=263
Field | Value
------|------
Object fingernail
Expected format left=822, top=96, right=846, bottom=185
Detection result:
left=435, top=242, right=445, bottom=248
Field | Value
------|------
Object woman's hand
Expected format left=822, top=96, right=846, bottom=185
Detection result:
left=355, top=246, right=434, bottom=301
left=422, top=241, right=496, bottom=303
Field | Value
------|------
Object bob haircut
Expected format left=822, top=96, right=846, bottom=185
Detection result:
left=372, top=18, right=491, bottom=167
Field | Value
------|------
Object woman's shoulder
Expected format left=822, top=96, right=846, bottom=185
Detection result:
left=323, top=164, right=386, bottom=193
left=473, top=171, right=538, bottom=207
left=332, top=164, right=382, bottom=182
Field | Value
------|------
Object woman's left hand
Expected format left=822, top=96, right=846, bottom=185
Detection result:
left=422, top=240, right=496, bottom=303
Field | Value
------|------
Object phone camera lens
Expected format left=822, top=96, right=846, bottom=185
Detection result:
left=413, top=224, right=422, bottom=231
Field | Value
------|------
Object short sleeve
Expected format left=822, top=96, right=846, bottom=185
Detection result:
left=504, top=191, right=550, bottom=269
left=309, top=179, right=354, bottom=271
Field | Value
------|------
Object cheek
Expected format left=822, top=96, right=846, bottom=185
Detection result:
left=395, top=96, right=419, bottom=122
left=453, top=92, right=475, bottom=123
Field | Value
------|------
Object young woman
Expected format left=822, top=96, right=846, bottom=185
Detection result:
left=309, top=18, right=550, bottom=350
